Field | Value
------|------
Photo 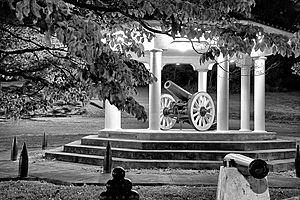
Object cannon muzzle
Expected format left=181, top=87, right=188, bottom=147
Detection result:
left=164, top=81, right=192, bottom=102
left=223, top=153, right=269, bottom=179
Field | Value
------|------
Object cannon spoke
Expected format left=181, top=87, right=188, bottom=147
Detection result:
left=206, top=105, right=212, bottom=110
left=199, top=96, right=205, bottom=106
left=194, top=100, right=200, bottom=108
left=195, top=115, right=201, bottom=125
left=201, top=116, right=205, bottom=126
left=166, top=100, right=171, bottom=108
left=162, top=118, right=167, bottom=127
left=206, top=112, right=212, bottom=117
left=192, top=107, right=198, bottom=112
left=204, top=98, right=210, bottom=107
left=192, top=111, right=199, bottom=118
left=160, top=114, right=164, bottom=121
left=162, top=118, right=166, bottom=126
left=161, top=98, right=166, bottom=107
left=204, top=115, right=209, bottom=124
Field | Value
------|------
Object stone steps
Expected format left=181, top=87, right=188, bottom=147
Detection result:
left=45, top=130, right=297, bottom=172
left=62, top=141, right=295, bottom=161
left=45, top=148, right=296, bottom=171
left=81, top=136, right=295, bottom=151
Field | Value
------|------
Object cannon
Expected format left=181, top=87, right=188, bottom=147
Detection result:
left=217, top=154, right=270, bottom=200
left=223, top=153, right=269, bottom=179
left=160, top=80, right=215, bottom=131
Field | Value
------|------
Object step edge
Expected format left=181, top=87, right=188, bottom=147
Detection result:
left=63, top=144, right=296, bottom=153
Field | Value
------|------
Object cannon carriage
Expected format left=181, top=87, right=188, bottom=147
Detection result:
left=160, top=80, right=215, bottom=131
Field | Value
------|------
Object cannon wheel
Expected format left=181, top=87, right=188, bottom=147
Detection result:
left=160, top=94, right=176, bottom=130
left=187, top=92, right=215, bottom=131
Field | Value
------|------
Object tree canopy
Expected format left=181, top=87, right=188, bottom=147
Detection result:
left=0, top=0, right=299, bottom=120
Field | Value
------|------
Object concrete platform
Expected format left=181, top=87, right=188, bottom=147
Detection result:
left=45, top=129, right=297, bottom=172
left=99, top=129, right=277, bottom=141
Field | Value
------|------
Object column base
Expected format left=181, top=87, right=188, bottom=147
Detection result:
left=102, top=128, right=122, bottom=131
left=252, top=130, right=267, bottom=133
left=147, top=128, right=163, bottom=132
left=216, top=130, right=231, bottom=133
left=239, top=129, right=251, bottom=132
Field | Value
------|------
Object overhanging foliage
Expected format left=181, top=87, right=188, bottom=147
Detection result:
left=0, top=0, right=299, bottom=120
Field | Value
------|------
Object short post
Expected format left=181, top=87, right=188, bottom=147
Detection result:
left=11, top=136, right=18, bottom=161
left=217, top=153, right=270, bottom=200
left=100, top=167, right=139, bottom=200
left=103, top=141, right=112, bottom=173
left=42, top=132, right=47, bottom=150
left=19, top=142, right=29, bottom=178
left=296, top=144, right=300, bottom=178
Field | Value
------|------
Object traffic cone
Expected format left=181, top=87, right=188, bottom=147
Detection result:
left=19, top=142, right=28, bottom=178
left=11, top=136, right=18, bottom=161
left=42, top=132, right=47, bottom=150
left=296, top=144, right=300, bottom=178
left=103, top=141, right=112, bottom=173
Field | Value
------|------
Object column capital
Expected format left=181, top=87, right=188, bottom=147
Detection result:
left=150, top=48, right=163, bottom=53
left=195, top=69, right=209, bottom=72
left=253, top=56, right=267, bottom=61
left=237, top=64, right=252, bottom=69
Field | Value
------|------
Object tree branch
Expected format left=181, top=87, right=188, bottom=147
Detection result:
left=0, top=26, right=68, bottom=56
left=0, top=67, right=50, bottom=86
left=63, top=0, right=171, bottom=35
left=0, top=60, right=51, bottom=74
left=0, top=47, right=63, bottom=55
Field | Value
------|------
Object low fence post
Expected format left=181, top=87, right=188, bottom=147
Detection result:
left=42, top=132, right=47, bottom=150
left=19, top=142, right=28, bottom=178
left=11, top=136, right=18, bottom=161
left=103, top=141, right=112, bottom=173
left=296, top=144, right=300, bottom=178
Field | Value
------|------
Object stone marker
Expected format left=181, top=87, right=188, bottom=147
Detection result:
left=11, top=136, right=18, bottom=161
left=216, top=153, right=270, bottom=200
left=42, top=132, right=47, bottom=150
left=103, top=141, right=112, bottom=173
left=296, top=144, right=300, bottom=178
left=100, top=166, right=139, bottom=200
left=19, top=142, right=29, bottom=178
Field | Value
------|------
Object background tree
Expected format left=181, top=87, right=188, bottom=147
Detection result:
left=0, top=0, right=299, bottom=120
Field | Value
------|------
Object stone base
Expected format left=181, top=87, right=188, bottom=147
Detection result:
left=45, top=129, right=296, bottom=172
left=99, top=129, right=277, bottom=141
left=216, top=166, right=270, bottom=200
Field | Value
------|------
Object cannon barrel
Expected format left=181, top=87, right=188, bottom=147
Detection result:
left=223, top=153, right=269, bottom=179
left=164, top=81, right=192, bottom=102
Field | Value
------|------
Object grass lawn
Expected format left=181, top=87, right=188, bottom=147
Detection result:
left=0, top=180, right=300, bottom=200
left=92, top=87, right=300, bottom=124
left=0, top=88, right=299, bottom=152
left=0, top=88, right=299, bottom=200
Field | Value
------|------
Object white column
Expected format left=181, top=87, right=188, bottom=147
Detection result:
left=254, top=56, right=266, bottom=132
left=198, top=70, right=208, bottom=92
left=104, top=99, right=121, bottom=130
left=240, top=66, right=251, bottom=131
left=149, top=49, right=163, bottom=130
left=217, top=54, right=229, bottom=131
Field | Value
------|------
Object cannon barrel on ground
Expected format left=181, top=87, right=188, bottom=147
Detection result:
left=223, top=153, right=269, bottom=179
left=164, top=81, right=192, bottom=102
